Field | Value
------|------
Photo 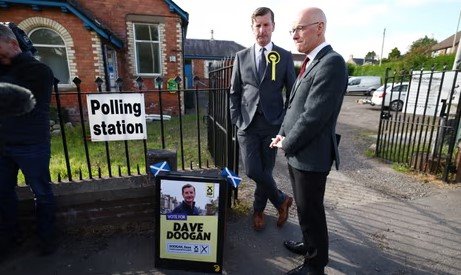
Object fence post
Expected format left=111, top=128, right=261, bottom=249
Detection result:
left=155, top=76, right=166, bottom=149
left=74, top=77, right=92, bottom=179
left=194, top=76, right=203, bottom=168
left=54, top=77, right=72, bottom=182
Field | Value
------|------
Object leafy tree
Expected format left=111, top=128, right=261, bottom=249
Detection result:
left=407, top=35, right=437, bottom=56
left=365, top=51, right=377, bottom=60
left=388, top=47, right=401, bottom=60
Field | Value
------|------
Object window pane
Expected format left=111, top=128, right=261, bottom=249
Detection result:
left=30, top=29, right=64, bottom=45
left=135, top=25, right=151, bottom=40
left=152, top=43, right=160, bottom=73
left=136, top=42, right=154, bottom=74
left=35, top=46, right=70, bottom=84
left=149, top=25, right=158, bottom=41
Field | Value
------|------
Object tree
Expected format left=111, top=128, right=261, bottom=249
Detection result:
left=407, top=35, right=437, bottom=56
left=388, top=47, right=401, bottom=60
left=365, top=51, right=377, bottom=60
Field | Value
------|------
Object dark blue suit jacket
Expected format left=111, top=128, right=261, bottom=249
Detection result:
left=229, top=44, right=296, bottom=130
left=279, top=45, right=348, bottom=172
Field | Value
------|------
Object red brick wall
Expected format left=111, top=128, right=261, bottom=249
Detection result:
left=1, top=0, right=185, bottom=117
left=1, top=7, right=97, bottom=90
left=76, top=0, right=184, bottom=91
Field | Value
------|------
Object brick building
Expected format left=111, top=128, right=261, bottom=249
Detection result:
left=184, top=38, right=245, bottom=88
left=0, top=0, right=188, bottom=116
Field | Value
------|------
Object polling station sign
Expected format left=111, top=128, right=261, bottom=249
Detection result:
left=155, top=174, right=227, bottom=273
left=86, top=93, right=147, bottom=141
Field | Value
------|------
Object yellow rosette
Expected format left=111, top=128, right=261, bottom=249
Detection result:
left=267, top=51, right=280, bottom=81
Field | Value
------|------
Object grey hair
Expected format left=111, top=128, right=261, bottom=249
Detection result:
left=0, top=24, right=17, bottom=41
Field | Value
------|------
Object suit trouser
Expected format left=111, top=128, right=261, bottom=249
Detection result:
left=288, top=164, right=329, bottom=268
left=237, top=113, right=285, bottom=212
left=0, top=143, right=56, bottom=242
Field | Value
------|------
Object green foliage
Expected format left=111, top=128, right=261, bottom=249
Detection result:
left=50, top=106, right=70, bottom=123
left=392, top=163, right=410, bottom=173
left=407, top=35, right=437, bottom=56
left=365, top=51, right=377, bottom=60
left=388, top=47, right=401, bottom=60
left=350, top=36, right=454, bottom=81
left=349, top=54, right=456, bottom=80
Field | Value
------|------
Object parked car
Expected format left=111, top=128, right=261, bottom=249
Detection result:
left=346, top=76, right=381, bottom=95
left=371, top=82, right=409, bottom=111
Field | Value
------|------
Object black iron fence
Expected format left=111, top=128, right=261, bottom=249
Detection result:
left=376, top=67, right=461, bottom=182
left=50, top=75, right=233, bottom=183
left=207, top=58, right=240, bottom=202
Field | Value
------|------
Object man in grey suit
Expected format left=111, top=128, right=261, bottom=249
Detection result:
left=230, top=7, right=296, bottom=231
left=270, top=7, right=348, bottom=275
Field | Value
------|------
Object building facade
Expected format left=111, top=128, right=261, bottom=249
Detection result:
left=1, top=0, right=188, bottom=115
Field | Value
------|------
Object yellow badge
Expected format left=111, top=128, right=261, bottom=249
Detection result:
left=267, top=51, right=280, bottom=81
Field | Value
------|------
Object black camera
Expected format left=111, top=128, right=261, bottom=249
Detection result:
left=6, top=22, right=37, bottom=55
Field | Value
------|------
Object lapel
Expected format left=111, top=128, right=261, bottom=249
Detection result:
left=289, top=45, right=333, bottom=103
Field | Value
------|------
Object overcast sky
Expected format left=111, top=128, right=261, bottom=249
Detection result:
left=174, top=0, right=460, bottom=60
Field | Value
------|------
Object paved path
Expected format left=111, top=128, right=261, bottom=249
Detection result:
left=1, top=96, right=460, bottom=274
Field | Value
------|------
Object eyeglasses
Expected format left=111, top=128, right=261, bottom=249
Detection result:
left=289, top=22, right=320, bottom=35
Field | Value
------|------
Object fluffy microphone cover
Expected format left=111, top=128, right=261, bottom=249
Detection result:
left=0, top=82, right=36, bottom=117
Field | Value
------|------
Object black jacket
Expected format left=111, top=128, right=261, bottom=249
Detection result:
left=0, top=53, right=54, bottom=145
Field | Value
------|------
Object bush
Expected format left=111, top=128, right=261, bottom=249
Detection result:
left=50, top=106, right=70, bottom=123
left=349, top=54, right=456, bottom=81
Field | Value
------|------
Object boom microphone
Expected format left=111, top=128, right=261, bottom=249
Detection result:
left=0, top=82, right=36, bottom=117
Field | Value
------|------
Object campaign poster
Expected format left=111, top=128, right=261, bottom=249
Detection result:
left=155, top=174, right=227, bottom=273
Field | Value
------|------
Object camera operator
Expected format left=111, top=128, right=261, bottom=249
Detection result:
left=0, top=24, right=57, bottom=257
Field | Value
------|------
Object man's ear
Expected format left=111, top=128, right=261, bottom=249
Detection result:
left=11, top=39, right=22, bottom=53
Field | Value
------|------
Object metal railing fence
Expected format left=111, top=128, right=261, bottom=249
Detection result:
left=51, top=76, right=222, bottom=183
left=376, top=67, right=461, bottom=182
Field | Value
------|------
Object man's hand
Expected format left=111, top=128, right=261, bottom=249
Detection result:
left=269, top=135, right=285, bottom=149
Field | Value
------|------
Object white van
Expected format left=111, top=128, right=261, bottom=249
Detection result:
left=347, top=76, right=381, bottom=95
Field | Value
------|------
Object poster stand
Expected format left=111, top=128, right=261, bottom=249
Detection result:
left=154, top=172, right=227, bottom=273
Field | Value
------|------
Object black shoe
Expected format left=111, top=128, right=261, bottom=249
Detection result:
left=284, top=240, right=308, bottom=255
left=287, top=262, right=324, bottom=275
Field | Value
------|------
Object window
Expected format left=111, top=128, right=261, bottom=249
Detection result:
left=348, top=78, right=361, bottom=85
left=203, top=60, right=213, bottom=78
left=134, top=23, right=161, bottom=75
left=29, top=28, right=70, bottom=84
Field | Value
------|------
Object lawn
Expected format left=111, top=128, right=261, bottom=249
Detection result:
left=17, top=114, right=213, bottom=185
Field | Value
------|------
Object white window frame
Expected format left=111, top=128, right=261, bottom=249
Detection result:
left=29, top=27, right=71, bottom=85
left=133, top=23, right=162, bottom=76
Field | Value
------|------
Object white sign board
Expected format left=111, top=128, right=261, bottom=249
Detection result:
left=405, top=71, right=460, bottom=116
left=86, top=93, right=147, bottom=141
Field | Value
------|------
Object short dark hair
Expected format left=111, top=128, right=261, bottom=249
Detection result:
left=251, top=7, right=274, bottom=24
left=182, top=184, right=195, bottom=193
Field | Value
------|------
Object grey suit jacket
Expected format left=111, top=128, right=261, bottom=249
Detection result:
left=279, top=45, right=348, bottom=172
left=229, top=44, right=296, bottom=130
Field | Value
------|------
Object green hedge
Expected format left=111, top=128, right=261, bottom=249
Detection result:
left=348, top=54, right=456, bottom=82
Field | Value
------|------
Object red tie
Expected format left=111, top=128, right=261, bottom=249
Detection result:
left=298, top=57, right=310, bottom=78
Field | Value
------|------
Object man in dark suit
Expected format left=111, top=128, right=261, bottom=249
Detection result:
left=230, top=7, right=296, bottom=231
left=270, top=7, right=348, bottom=275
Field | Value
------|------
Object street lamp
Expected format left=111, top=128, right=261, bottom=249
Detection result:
left=380, top=28, right=386, bottom=66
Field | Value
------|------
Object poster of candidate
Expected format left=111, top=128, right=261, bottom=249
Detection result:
left=154, top=174, right=227, bottom=273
